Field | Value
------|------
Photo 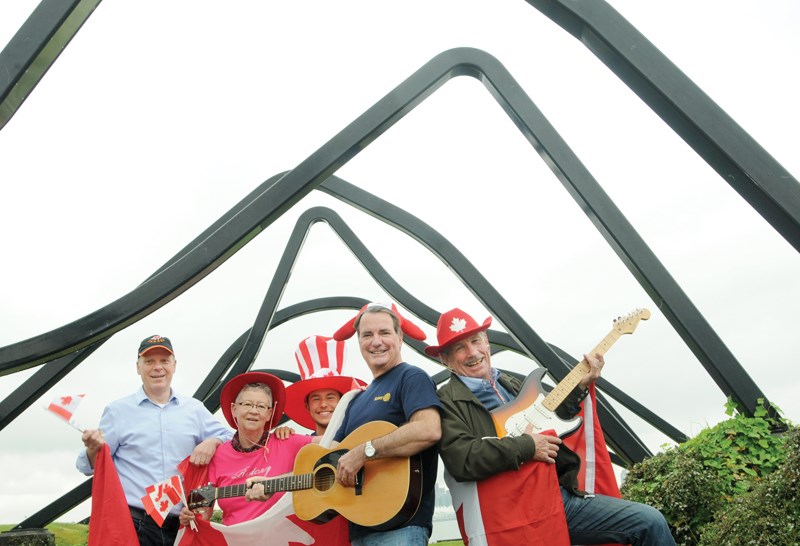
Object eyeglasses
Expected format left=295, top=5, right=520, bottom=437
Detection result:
left=236, top=401, right=272, bottom=412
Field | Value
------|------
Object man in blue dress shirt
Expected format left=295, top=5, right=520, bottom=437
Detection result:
left=76, top=335, right=232, bottom=546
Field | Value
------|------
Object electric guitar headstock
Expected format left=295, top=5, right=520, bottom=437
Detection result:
left=612, top=308, right=651, bottom=335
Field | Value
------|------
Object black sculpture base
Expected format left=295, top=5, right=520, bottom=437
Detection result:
left=0, top=529, right=55, bottom=546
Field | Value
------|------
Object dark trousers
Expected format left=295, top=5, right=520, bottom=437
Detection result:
left=129, top=506, right=181, bottom=546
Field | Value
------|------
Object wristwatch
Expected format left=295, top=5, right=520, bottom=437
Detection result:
left=364, top=440, right=377, bottom=459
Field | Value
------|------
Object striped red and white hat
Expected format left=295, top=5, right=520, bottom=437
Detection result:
left=284, top=335, right=366, bottom=430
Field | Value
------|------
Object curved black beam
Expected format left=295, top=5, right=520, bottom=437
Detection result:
left=0, top=344, right=101, bottom=431
left=0, top=168, right=288, bottom=374
left=13, top=478, right=92, bottom=531
left=0, top=0, right=103, bottom=130
left=0, top=42, right=711, bottom=452
left=547, top=343, right=686, bottom=444
left=196, top=199, right=448, bottom=414
left=319, top=176, right=687, bottom=449
left=0, top=46, right=574, bottom=372
left=183, top=197, right=669, bottom=460
left=245, top=205, right=655, bottom=463
left=1, top=43, right=750, bottom=449
left=524, top=0, right=800, bottom=252
left=0, top=177, right=294, bottom=427
left=316, top=40, right=779, bottom=419
left=0, top=47, right=775, bottom=427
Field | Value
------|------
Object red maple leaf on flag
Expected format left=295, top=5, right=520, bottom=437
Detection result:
left=142, top=476, right=185, bottom=527
left=46, top=393, right=85, bottom=425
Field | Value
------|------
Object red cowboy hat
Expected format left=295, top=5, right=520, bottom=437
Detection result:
left=424, top=308, right=493, bottom=357
left=220, top=371, right=286, bottom=430
left=284, top=335, right=366, bottom=430
left=332, top=302, right=427, bottom=342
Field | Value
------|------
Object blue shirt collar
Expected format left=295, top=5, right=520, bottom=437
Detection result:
left=459, top=366, right=501, bottom=391
left=459, top=367, right=511, bottom=411
left=135, top=385, right=178, bottom=405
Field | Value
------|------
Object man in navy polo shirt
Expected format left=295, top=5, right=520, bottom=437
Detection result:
left=331, top=303, right=442, bottom=546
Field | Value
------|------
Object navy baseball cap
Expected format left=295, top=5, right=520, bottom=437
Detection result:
left=138, top=335, right=175, bottom=356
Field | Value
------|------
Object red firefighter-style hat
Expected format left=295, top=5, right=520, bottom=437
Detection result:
left=424, top=307, right=492, bottom=357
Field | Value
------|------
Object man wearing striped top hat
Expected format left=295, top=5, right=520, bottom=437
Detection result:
left=284, top=335, right=367, bottom=436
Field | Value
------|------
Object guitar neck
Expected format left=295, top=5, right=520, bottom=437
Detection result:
left=541, top=328, right=621, bottom=412
left=215, top=473, right=314, bottom=500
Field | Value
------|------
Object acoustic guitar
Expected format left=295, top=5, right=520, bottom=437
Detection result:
left=491, top=308, right=650, bottom=438
left=188, top=420, right=422, bottom=530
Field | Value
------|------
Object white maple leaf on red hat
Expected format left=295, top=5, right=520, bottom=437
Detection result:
left=450, top=317, right=467, bottom=333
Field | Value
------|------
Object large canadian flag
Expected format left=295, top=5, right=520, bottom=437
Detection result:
left=174, top=457, right=349, bottom=546
left=446, top=384, right=622, bottom=546
left=174, top=496, right=349, bottom=546
left=87, top=444, right=138, bottom=546
left=562, top=384, right=625, bottom=546
left=562, top=384, right=621, bottom=499
left=445, top=435, right=570, bottom=546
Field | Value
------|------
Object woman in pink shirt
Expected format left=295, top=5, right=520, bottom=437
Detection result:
left=180, top=371, right=315, bottom=526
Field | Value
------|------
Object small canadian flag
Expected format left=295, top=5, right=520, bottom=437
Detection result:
left=46, top=394, right=85, bottom=424
left=142, top=475, right=185, bottom=527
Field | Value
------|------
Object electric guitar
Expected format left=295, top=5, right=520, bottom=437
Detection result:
left=491, top=308, right=650, bottom=438
left=188, top=420, right=422, bottom=530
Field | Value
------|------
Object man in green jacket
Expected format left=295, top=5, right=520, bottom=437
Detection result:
left=430, top=307, right=675, bottom=545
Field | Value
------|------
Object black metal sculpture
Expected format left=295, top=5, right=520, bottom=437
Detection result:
left=1, top=0, right=797, bottom=531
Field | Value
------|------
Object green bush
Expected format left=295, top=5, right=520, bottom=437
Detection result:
left=621, top=447, right=723, bottom=544
left=621, top=398, right=791, bottom=546
left=210, top=509, right=224, bottom=523
left=682, top=398, right=787, bottom=495
left=698, top=427, right=800, bottom=545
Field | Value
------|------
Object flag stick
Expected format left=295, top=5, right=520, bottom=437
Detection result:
left=67, top=420, right=85, bottom=433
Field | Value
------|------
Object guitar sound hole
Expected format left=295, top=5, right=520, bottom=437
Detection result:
left=314, top=467, right=336, bottom=492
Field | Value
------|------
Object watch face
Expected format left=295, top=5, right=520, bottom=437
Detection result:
left=365, top=442, right=376, bottom=457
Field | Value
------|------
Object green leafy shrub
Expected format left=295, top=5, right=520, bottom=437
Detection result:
left=621, top=398, right=790, bottom=545
left=698, top=427, right=800, bottom=545
left=682, top=398, right=787, bottom=495
left=621, top=446, right=724, bottom=545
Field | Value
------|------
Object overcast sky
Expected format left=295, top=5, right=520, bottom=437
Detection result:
left=1, top=0, right=798, bottom=524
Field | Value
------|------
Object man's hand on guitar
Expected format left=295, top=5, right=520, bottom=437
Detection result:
left=526, top=428, right=562, bottom=464
left=579, top=352, right=605, bottom=389
left=244, top=477, right=273, bottom=502
left=335, top=444, right=367, bottom=488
